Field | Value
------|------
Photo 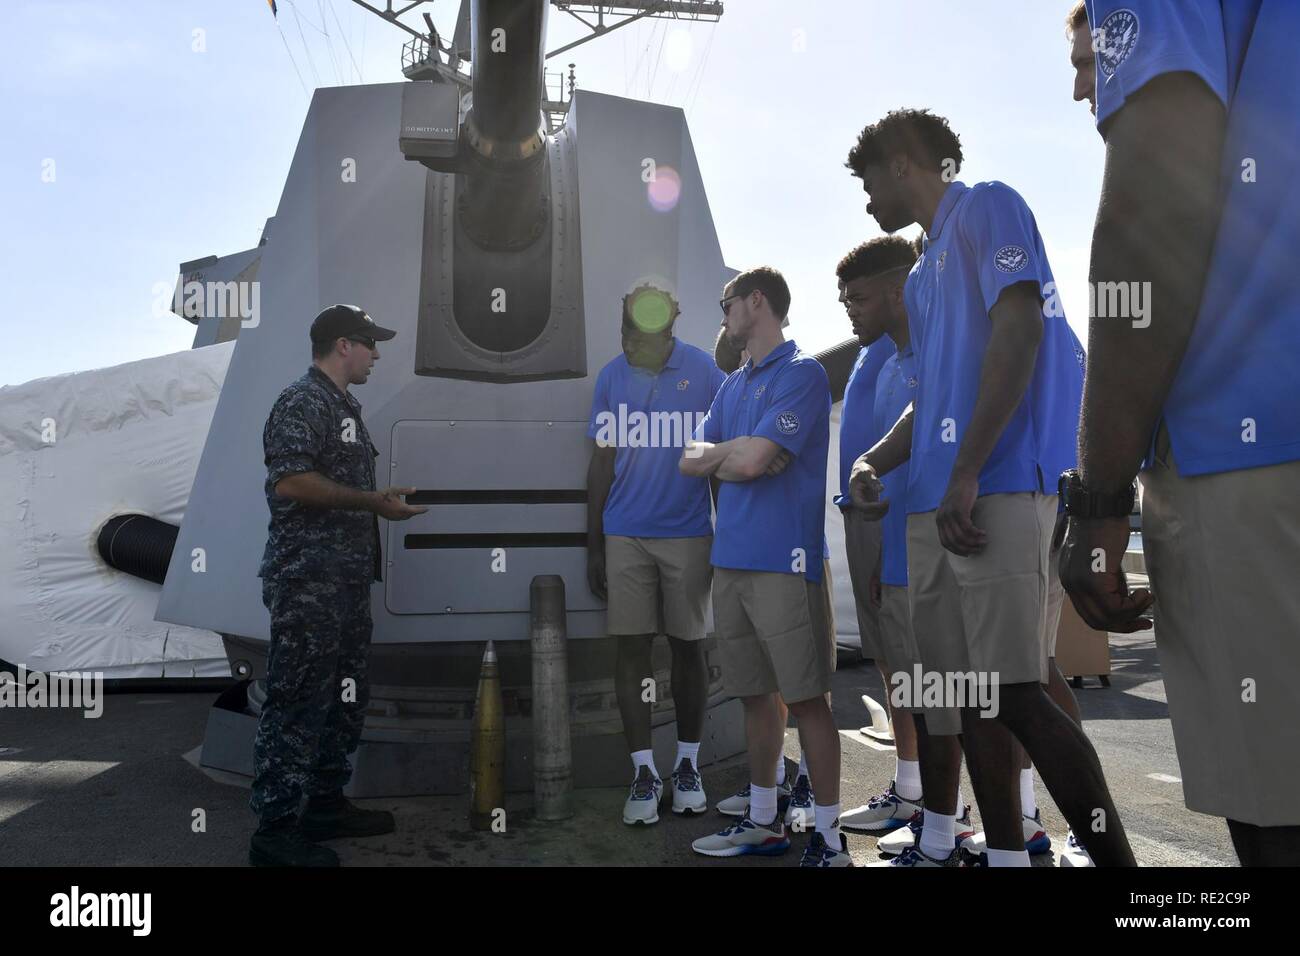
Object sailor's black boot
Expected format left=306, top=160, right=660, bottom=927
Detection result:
left=249, top=816, right=340, bottom=867
left=300, top=791, right=395, bottom=841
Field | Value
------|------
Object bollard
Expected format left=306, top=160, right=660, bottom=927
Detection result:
left=530, top=575, right=573, bottom=820
left=469, top=640, right=505, bottom=830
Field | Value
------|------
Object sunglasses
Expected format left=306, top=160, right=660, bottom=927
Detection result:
left=719, top=293, right=745, bottom=316
left=348, top=335, right=376, bottom=349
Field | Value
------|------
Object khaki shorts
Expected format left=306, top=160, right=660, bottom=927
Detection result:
left=713, top=568, right=834, bottom=704
left=605, top=535, right=712, bottom=641
left=1142, top=426, right=1300, bottom=826
left=841, top=511, right=884, bottom=660
left=906, top=492, right=1057, bottom=735
left=879, top=584, right=924, bottom=711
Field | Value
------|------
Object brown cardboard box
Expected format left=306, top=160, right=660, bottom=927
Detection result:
left=1054, top=598, right=1111, bottom=680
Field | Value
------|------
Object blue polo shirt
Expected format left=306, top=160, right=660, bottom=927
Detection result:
left=1088, top=0, right=1300, bottom=476
left=903, top=180, right=1083, bottom=513
left=697, top=339, right=831, bottom=582
left=587, top=339, right=726, bottom=538
left=874, top=344, right=920, bottom=586
left=833, top=340, right=894, bottom=509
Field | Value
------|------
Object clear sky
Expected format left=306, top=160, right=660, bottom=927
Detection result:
left=0, top=0, right=1101, bottom=387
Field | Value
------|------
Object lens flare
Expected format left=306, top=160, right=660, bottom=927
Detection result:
left=647, top=166, right=682, bottom=212
left=628, top=287, right=675, bottom=333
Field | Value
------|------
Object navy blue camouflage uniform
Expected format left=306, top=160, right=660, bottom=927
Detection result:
left=251, top=365, right=382, bottom=824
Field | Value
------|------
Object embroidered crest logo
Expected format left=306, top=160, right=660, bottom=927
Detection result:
left=1096, top=9, right=1139, bottom=80
left=754, top=384, right=766, bottom=398
left=937, top=251, right=947, bottom=273
left=776, top=411, right=800, bottom=435
left=994, top=245, right=1029, bottom=274
left=677, top=379, right=689, bottom=390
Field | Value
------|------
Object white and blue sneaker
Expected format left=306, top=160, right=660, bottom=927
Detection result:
left=715, top=779, right=791, bottom=817
left=868, top=844, right=964, bottom=867
left=784, top=774, right=815, bottom=829
left=841, top=781, right=921, bottom=833
left=1059, top=829, right=1095, bottom=867
left=798, top=830, right=853, bottom=867
left=692, top=812, right=791, bottom=858
left=960, top=809, right=1051, bottom=856
left=671, top=759, right=707, bottom=816
left=622, top=766, right=663, bottom=826
left=878, top=805, right=975, bottom=856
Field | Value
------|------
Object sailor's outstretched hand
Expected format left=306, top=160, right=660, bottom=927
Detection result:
left=374, top=486, right=428, bottom=521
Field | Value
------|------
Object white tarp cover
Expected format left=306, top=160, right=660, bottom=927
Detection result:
left=0, top=344, right=234, bottom=678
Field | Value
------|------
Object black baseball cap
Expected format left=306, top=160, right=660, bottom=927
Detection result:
left=309, top=304, right=397, bottom=345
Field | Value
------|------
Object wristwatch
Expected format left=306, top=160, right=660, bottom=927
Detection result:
left=1058, top=469, right=1135, bottom=520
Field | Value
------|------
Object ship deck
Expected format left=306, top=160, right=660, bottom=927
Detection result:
left=0, top=621, right=1232, bottom=867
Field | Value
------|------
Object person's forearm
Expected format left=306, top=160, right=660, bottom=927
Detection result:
left=1081, top=77, right=1225, bottom=494
left=276, top=471, right=379, bottom=512
left=860, top=405, right=914, bottom=478
left=587, top=454, right=614, bottom=547
left=951, top=306, right=1041, bottom=482
left=681, top=438, right=746, bottom=477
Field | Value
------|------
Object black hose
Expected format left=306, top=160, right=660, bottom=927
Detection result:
left=96, top=514, right=179, bottom=585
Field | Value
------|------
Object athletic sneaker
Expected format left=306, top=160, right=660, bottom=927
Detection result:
left=841, top=781, right=921, bottom=833
left=799, top=830, right=853, bottom=867
left=1059, top=829, right=1095, bottom=868
left=715, top=779, right=791, bottom=817
left=878, top=805, right=975, bottom=857
left=960, top=809, right=1051, bottom=856
left=671, top=759, right=707, bottom=816
left=691, top=812, right=790, bottom=858
left=868, top=844, right=964, bottom=867
left=784, top=774, right=815, bottom=829
left=622, top=766, right=663, bottom=826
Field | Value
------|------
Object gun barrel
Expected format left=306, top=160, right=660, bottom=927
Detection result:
left=459, top=0, right=551, bottom=251
left=467, top=0, right=548, bottom=156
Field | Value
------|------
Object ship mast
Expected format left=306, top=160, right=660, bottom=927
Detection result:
left=348, top=0, right=724, bottom=132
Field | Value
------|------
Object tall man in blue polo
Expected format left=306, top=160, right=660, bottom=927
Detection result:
left=845, top=109, right=1135, bottom=866
left=586, top=284, right=725, bottom=825
left=1062, top=0, right=1300, bottom=866
left=681, top=267, right=847, bottom=867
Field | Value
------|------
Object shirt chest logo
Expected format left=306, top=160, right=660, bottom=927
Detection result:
left=1095, top=9, right=1139, bottom=80
left=677, top=378, right=689, bottom=391
left=776, top=411, right=800, bottom=435
left=753, top=384, right=766, bottom=399
left=994, top=245, right=1029, bottom=273
left=936, top=250, right=946, bottom=273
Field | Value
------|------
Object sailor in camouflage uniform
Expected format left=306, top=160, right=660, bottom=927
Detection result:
left=249, top=304, right=427, bottom=868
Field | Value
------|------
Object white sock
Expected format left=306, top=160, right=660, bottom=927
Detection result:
left=815, top=802, right=843, bottom=850
left=749, top=783, right=778, bottom=826
left=986, top=847, right=1031, bottom=867
left=1020, top=768, right=1037, bottom=818
left=895, top=758, right=922, bottom=801
left=919, top=809, right=955, bottom=860
left=774, top=756, right=787, bottom=786
left=957, top=789, right=967, bottom=818
left=797, top=753, right=809, bottom=780
left=631, top=749, right=659, bottom=780
left=675, top=740, right=700, bottom=770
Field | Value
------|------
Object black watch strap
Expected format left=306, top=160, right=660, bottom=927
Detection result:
left=1058, top=469, right=1135, bottom=520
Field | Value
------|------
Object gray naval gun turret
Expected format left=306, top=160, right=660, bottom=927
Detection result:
left=157, top=0, right=764, bottom=795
